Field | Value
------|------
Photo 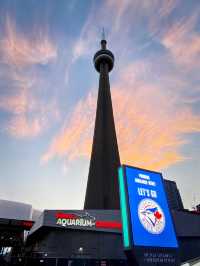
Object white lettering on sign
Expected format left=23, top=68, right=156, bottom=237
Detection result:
left=135, top=178, right=156, bottom=187
left=138, top=188, right=150, bottom=197
left=138, top=188, right=157, bottom=198
left=135, top=178, right=148, bottom=185
left=138, top=173, right=150, bottom=180
left=150, top=190, right=157, bottom=198
left=56, top=218, right=95, bottom=227
left=148, top=180, right=156, bottom=186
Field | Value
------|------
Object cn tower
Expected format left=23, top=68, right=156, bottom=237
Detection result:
left=84, top=34, right=121, bottom=210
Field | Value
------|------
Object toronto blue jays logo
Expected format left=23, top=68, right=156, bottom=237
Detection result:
left=138, top=199, right=165, bottom=234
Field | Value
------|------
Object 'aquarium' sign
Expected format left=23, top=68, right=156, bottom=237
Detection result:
left=56, top=212, right=96, bottom=227
left=55, top=212, right=122, bottom=231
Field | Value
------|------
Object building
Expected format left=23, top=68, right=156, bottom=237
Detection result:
left=164, top=179, right=184, bottom=210
left=196, top=204, right=200, bottom=212
left=25, top=209, right=200, bottom=265
left=0, top=200, right=36, bottom=265
left=26, top=210, right=126, bottom=266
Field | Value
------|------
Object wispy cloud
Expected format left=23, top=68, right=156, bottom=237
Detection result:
left=69, top=0, right=181, bottom=68
left=0, top=89, right=29, bottom=115
left=0, top=16, right=57, bottom=67
left=157, top=0, right=178, bottom=18
left=71, top=5, right=98, bottom=63
left=161, top=10, right=200, bottom=70
left=5, top=104, right=60, bottom=139
left=42, top=61, right=200, bottom=170
left=0, top=88, right=60, bottom=138
left=41, top=92, right=95, bottom=163
left=0, top=16, right=60, bottom=138
left=105, top=0, right=179, bottom=34
left=5, top=115, right=44, bottom=138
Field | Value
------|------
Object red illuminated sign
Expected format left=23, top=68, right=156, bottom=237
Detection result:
left=95, top=220, right=122, bottom=230
left=21, top=220, right=34, bottom=229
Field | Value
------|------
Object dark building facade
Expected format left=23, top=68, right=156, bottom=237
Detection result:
left=196, top=204, right=200, bottom=212
left=24, top=209, right=200, bottom=265
left=0, top=217, right=34, bottom=265
left=164, top=179, right=184, bottom=210
left=84, top=39, right=121, bottom=210
left=26, top=210, right=127, bottom=266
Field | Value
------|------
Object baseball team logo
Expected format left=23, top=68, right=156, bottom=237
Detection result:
left=138, top=198, right=165, bottom=234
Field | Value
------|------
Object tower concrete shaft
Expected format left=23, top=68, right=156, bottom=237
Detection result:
left=84, top=39, right=120, bottom=210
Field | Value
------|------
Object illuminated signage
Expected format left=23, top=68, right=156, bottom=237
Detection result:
left=10, top=219, right=34, bottom=230
left=56, top=212, right=95, bottom=227
left=55, top=212, right=122, bottom=230
left=21, top=221, right=34, bottom=229
left=118, top=165, right=179, bottom=249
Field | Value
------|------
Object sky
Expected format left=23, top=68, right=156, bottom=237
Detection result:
left=0, top=0, right=200, bottom=211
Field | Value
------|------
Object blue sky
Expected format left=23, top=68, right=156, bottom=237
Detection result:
left=0, top=0, right=200, bottom=210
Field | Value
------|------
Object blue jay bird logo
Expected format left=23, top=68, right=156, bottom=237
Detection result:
left=138, top=199, right=165, bottom=234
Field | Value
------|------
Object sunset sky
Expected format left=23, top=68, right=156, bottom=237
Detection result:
left=0, top=0, right=200, bottom=211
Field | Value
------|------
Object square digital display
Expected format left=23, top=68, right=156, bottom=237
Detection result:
left=119, top=165, right=178, bottom=249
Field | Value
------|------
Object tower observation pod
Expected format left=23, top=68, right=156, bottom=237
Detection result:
left=94, top=39, right=114, bottom=72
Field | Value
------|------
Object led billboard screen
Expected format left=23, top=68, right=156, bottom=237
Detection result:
left=118, top=165, right=178, bottom=249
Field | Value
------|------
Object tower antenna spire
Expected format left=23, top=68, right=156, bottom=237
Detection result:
left=101, top=27, right=107, bottom=49
left=102, top=27, right=106, bottom=40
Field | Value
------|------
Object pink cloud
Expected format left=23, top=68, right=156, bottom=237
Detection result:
left=5, top=100, right=60, bottom=139
left=105, top=0, right=179, bottom=35
left=0, top=16, right=60, bottom=139
left=0, top=87, right=60, bottom=139
left=5, top=115, right=44, bottom=138
left=41, top=92, right=95, bottom=163
left=0, top=16, right=57, bottom=67
left=42, top=62, right=200, bottom=170
left=0, top=89, right=29, bottom=115
left=158, top=0, right=179, bottom=18
left=161, top=11, right=200, bottom=70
